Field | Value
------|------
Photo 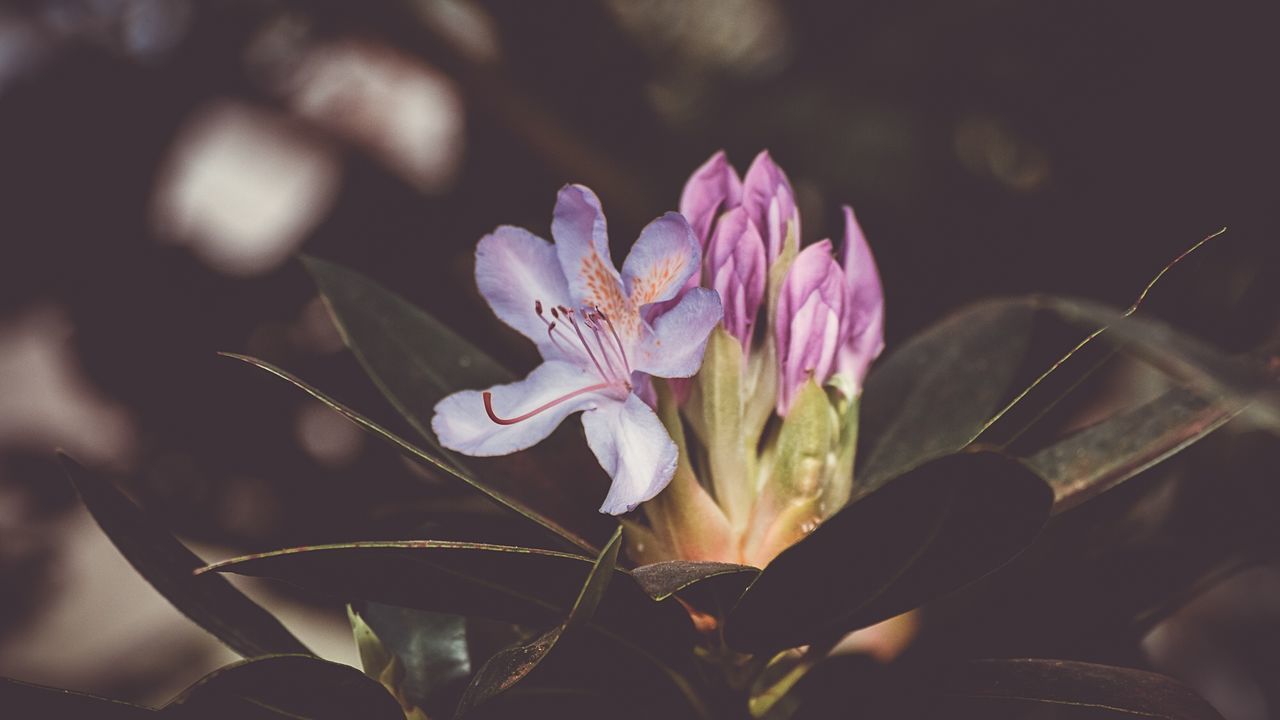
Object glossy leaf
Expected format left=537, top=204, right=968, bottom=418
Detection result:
left=57, top=453, right=312, bottom=659
left=1034, top=296, right=1280, bottom=430
left=199, top=539, right=693, bottom=654
left=455, top=527, right=622, bottom=716
left=221, top=353, right=596, bottom=554
left=0, top=677, right=153, bottom=718
left=1026, top=385, right=1242, bottom=513
left=302, top=255, right=512, bottom=453
left=162, top=655, right=404, bottom=719
left=351, top=604, right=471, bottom=718
left=726, top=451, right=1052, bottom=653
left=856, top=301, right=1035, bottom=494
left=933, top=658, right=1225, bottom=720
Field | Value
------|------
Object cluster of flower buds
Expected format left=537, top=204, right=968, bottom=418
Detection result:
left=638, top=151, right=884, bottom=567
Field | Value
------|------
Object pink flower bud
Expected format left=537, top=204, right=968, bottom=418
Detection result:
left=835, top=206, right=885, bottom=392
left=705, top=207, right=767, bottom=350
left=741, top=150, right=800, bottom=262
left=775, top=240, right=846, bottom=415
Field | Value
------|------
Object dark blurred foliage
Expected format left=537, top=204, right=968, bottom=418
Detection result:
left=0, top=0, right=1277, bottom=715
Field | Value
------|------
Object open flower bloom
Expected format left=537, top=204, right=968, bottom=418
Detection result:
left=431, top=185, right=723, bottom=515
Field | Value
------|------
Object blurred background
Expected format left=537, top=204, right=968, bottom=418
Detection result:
left=0, top=0, right=1277, bottom=717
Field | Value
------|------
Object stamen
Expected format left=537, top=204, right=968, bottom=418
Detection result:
left=535, top=300, right=572, bottom=354
left=595, top=307, right=632, bottom=374
left=560, top=306, right=611, bottom=381
left=583, top=308, right=622, bottom=378
left=483, top=382, right=610, bottom=425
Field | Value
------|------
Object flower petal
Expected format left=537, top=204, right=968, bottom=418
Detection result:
left=633, top=287, right=723, bottom=379
left=705, top=207, right=766, bottom=348
left=551, top=184, right=629, bottom=320
left=622, top=212, right=701, bottom=309
left=475, top=225, right=574, bottom=360
left=679, top=150, right=743, bottom=246
left=431, top=360, right=603, bottom=456
left=741, top=150, right=799, bottom=261
left=776, top=240, right=846, bottom=414
left=837, top=205, right=885, bottom=389
left=582, top=393, right=678, bottom=515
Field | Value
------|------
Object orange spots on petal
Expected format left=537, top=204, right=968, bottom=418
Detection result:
left=629, top=255, right=687, bottom=307
left=579, top=252, right=638, bottom=335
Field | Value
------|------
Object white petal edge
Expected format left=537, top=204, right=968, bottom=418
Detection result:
left=431, top=360, right=602, bottom=457
left=582, top=393, right=679, bottom=515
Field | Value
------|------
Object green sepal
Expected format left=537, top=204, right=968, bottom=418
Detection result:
left=645, top=379, right=735, bottom=562
left=744, top=379, right=838, bottom=564
left=688, top=326, right=754, bottom=532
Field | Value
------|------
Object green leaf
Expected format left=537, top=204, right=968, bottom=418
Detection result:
left=0, top=677, right=153, bottom=718
left=856, top=301, right=1036, bottom=494
left=1034, top=295, right=1280, bottom=430
left=725, top=451, right=1052, bottom=653
left=350, top=604, right=470, bottom=718
left=1025, top=385, right=1242, bottom=513
left=303, top=255, right=512, bottom=453
left=454, top=527, right=623, bottom=716
left=57, top=453, right=312, bottom=659
left=162, top=655, right=405, bottom=719
left=198, top=539, right=693, bottom=655
left=220, top=353, right=597, bottom=554
left=932, top=658, right=1225, bottom=720
left=631, top=561, right=759, bottom=611
left=688, top=326, right=753, bottom=531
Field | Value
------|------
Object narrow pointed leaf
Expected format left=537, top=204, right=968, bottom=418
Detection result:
left=57, top=453, right=312, bottom=659
left=220, top=353, right=596, bottom=554
left=1026, top=385, right=1243, bottom=513
left=1036, top=296, right=1280, bottom=430
left=0, top=677, right=153, bottom=718
left=726, top=451, right=1052, bottom=653
left=454, top=527, right=622, bottom=716
left=199, top=539, right=693, bottom=654
left=302, top=255, right=512, bottom=452
left=162, top=655, right=404, bottom=719
left=632, top=561, right=760, bottom=615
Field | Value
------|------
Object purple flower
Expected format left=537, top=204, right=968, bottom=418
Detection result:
left=431, top=185, right=723, bottom=515
left=835, top=206, right=885, bottom=391
left=775, top=240, right=846, bottom=416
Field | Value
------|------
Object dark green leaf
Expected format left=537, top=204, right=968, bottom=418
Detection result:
left=455, top=527, right=622, bottom=716
left=220, top=353, right=596, bottom=554
left=631, top=561, right=759, bottom=615
left=1034, top=296, right=1280, bottom=430
left=57, top=453, right=311, bottom=659
left=350, top=604, right=471, bottom=718
left=162, top=655, right=404, bottom=719
left=0, top=677, right=153, bottom=718
left=1026, top=385, right=1242, bottom=513
left=726, top=451, right=1052, bottom=653
left=933, top=659, right=1224, bottom=720
left=199, top=539, right=693, bottom=655
left=912, top=431, right=1280, bottom=662
left=302, top=256, right=512, bottom=454
left=856, top=302, right=1035, bottom=493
